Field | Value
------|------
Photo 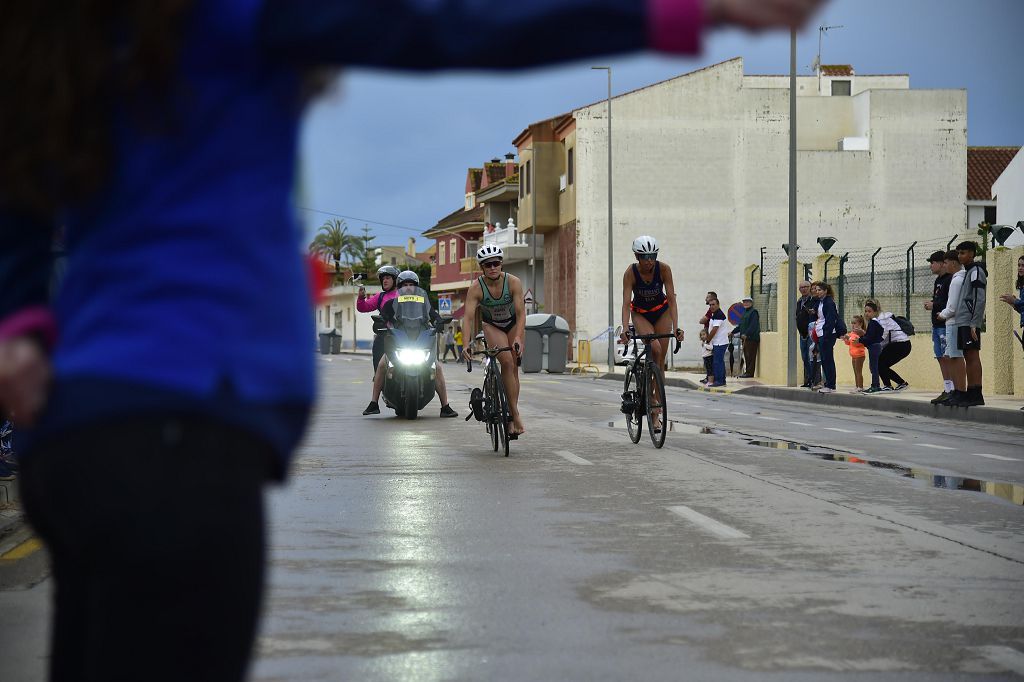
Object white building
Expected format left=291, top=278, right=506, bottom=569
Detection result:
left=967, top=146, right=1020, bottom=234
left=992, top=147, right=1023, bottom=235
left=317, top=283, right=379, bottom=351
left=518, top=58, right=968, bottom=363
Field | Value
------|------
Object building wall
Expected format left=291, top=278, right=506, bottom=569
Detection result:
left=319, top=285, right=379, bottom=350
left=993, top=149, right=1024, bottom=225
left=572, top=59, right=966, bottom=364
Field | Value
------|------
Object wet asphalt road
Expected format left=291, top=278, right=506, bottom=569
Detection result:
left=2, top=353, right=1023, bottom=680
left=253, top=355, right=1024, bottom=680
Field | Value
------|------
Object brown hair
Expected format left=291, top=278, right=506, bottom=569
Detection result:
left=1017, top=255, right=1024, bottom=291
left=851, top=315, right=865, bottom=329
left=864, top=300, right=880, bottom=313
left=0, top=2, right=195, bottom=216
left=810, top=281, right=836, bottom=298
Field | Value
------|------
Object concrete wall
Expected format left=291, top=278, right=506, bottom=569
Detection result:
left=320, top=284, right=379, bottom=350
left=572, top=59, right=965, bottom=365
left=994, top=149, right=1024, bottom=225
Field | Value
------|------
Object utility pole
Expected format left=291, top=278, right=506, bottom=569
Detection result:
left=787, top=29, right=799, bottom=387
left=592, top=66, right=613, bottom=370
left=814, top=24, right=844, bottom=92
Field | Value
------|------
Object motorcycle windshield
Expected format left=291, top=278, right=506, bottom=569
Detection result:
left=392, top=287, right=432, bottom=331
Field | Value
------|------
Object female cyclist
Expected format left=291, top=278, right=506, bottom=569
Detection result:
left=618, top=236, right=684, bottom=431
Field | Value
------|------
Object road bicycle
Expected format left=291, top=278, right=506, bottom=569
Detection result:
left=466, top=341, right=519, bottom=457
left=619, top=329, right=680, bottom=449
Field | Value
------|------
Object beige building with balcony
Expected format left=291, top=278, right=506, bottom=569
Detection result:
left=513, top=57, right=967, bottom=363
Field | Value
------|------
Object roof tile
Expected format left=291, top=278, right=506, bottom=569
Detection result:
left=967, top=147, right=1021, bottom=201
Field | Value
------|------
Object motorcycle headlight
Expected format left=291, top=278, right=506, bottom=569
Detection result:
left=396, top=349, right=429, bottom=365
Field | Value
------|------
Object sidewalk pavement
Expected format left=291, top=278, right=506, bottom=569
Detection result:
left=598, top=365, right=1024, bottom=429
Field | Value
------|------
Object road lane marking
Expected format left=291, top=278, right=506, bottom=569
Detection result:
left=555, top=450, right=593, bottom=466
left=0, top=537, right=42, bottom=561
left=916, top=443, right=954, bottom=450
left=868, top=434, right=902, bottom=441
left=756, top=416, right=780, bottom=421
left=824, top=427, right=855, bottom=433
left=975, top=646, right=1024, bottom=675
left=705, top=408, right=722, bottom=412
left=732, top=411, right=752, bottom=416
left=970, top=453, right=1020, bottom=461
left=667, top=506, right=749, bottom=540
left=788, top=421, right=812, bottom=426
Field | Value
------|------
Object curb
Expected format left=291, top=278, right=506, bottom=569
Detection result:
left=599, top=373, right=702, bottom=391
left=734, top=386, right=1024, bottom=429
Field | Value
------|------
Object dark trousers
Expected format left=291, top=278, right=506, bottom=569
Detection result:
left=703, top=355, right=713, bottom=377
left=819, top=334, right=837, bottom=389
left=441, top=343, right=457, bottom=361
left=799, top=336, right=813, bottom=385
left=372, top=333, right=387, bottom=374
left=867, top=342, right=882, bottom=388
left=712, top=345, right=728, bottom=384
left=879, top=340, right=912, bottom=387
left=21, top=416, right=272, bottom=682
left=742, top=340, right=759, bottom=375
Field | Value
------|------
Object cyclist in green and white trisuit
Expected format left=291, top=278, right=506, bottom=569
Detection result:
left=462, top=244, right=527, bottom=436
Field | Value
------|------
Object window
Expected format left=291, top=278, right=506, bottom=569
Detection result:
left=449, top=238, right=457, bottom=262
left=525, top=160, right=531, bottom=195
left=519, top=166, right=524, bottom=198
left=984, top=206, right=997, bottom=224
left=390, top=256, right=397, bottom=265
left=831, top=80, right=851, bottom=96
left=439, top=241, right=446, bottom=266
left=567, top=148, right=574, bottom=185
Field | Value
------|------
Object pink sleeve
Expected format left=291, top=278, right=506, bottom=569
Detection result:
left=648, top=0, right=703, bottom=55
left=356, top=293, right=380, bottom=313
left=0, top=306, right=58, bottom=350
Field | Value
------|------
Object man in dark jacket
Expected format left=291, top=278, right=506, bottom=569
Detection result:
left=795, top=281, right=816, bottom=386
left=731, top=297, right=760, bottom=377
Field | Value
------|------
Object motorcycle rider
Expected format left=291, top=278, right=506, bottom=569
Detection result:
left=358, top=265, right=401, bottom=372
left=363, top=271, right=458, bottom=418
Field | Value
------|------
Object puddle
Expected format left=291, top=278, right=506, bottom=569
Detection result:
left=606, top=420, right=715, bottom=435
left=747, top=440, right=811, bottom=452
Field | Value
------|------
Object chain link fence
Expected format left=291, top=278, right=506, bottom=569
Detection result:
left=753, top=235, right=961, bottom=333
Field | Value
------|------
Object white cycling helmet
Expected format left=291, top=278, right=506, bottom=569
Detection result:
left=476, top=244, right=504, bottom=263
left=396, top=270, right=420, bottom=288
left=632, top=235, right=659, bottom=255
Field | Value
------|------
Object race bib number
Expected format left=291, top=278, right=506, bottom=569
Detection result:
left=398, top=295, right=426, bottom=303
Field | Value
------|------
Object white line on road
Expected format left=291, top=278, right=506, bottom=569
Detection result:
left=916, top=443, right=954, bottom=451
left=757, top=416, right=780, bottom=421
left=867, top=434, right=902, bottom=441
left=667, top=506, right=749, bottom=540
left=970, top=453, right=1020, bottom=462
left=824, top=427, right=856, bottom=433
left=555, top=450, right=593, bottom=466
left=788, top=421, right=813, bottom=426
left=732, top=411, right=752, bottom=416
left=975, top=646, right=1024, bottom=675
left=705, top=408, right=722, bottom=412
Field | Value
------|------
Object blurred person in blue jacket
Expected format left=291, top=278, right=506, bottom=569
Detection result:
left=0, top=1, right=825, bottom=679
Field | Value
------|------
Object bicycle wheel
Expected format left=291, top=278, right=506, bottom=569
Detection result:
left=623, top=367, right=642, bottom=444
left=485, top=371, right=499, bottom=452
left=493, top=365, right=511, bottom=457
left=645, top=363, right=667, bottom=449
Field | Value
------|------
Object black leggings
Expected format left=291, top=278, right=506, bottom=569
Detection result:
left=878, top=340, right=912, bottom=387
left=21, top=416, right=272, bottom=682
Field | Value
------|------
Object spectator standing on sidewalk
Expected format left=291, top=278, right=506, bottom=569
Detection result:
left=842, top=315, right=866, bottom=391
left=699, top=329, right=714, bottom=384
left=859, top=300, right=885, bottom=393
left=454, top=324, right=464, bottom=359
left=937, top=250, right=967, bottom=405
left=998, top=255, right=1024, bottom=329
left=952, top=241, right=988, bottom=406
left=923, top=250, right=954, bottom=403
left=873, top=307, right=913, bottom=391
left=810, top=281, right=844, bottom=394
left=795, top=281, right=815, bottom=387
left=706, top=299, right=730, bottom=387
left=440, top=324, right=457, bottom=363
left=730, top=296, right=760, bottom=377
left=698, top=291, right=717, bottom=333
left=0, top=2, right=829, bottom=680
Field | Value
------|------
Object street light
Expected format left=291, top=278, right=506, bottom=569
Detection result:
left=592, top=65, right=613, bottom=370
left=786, top=29, right=798, bottom=387
left=520, top=145, right=539, bottom=314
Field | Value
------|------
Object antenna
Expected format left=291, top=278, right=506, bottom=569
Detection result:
left=816, top=24, right=845, bottom=89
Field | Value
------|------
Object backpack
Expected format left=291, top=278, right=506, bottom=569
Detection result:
left=892, top=315, right=915, bottom=336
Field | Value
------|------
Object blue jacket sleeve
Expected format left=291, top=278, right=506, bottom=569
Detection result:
left=258, top=0, right=650, bottom=70
left=860, top=319, right=883, bottom=346
left=0, top=208, right=55, bottom=331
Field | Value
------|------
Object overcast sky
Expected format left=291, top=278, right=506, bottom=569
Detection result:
left=297, top=0, right=1023, bottom=251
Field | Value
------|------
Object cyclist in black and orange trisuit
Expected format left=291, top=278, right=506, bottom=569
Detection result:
left=462, top=244, right=527, bottom=436
left=618, top=235, right=684, bottom=431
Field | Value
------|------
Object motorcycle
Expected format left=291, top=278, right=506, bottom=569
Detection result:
left=373, top=286, right=444, bottom=419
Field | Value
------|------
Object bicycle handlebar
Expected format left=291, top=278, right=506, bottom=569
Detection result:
left=627, top=331, right=682, bottom=355
left=466, top=344, right=519, bottom=373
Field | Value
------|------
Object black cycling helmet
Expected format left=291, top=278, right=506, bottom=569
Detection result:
left=397, top=270, right=420, bottom=288
left=377, top=265, right=400, bottom=288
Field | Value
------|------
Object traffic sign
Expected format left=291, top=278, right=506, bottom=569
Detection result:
left=727, top=302, right=744, bottom=325
left=524, top=288, right=534, bottom=304
left=438, top=296, right=452, bottom=315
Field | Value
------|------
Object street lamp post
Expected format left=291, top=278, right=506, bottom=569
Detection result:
left=592, top=66, right=613, bottom=370
left=786, top=30, right=798, bottom=387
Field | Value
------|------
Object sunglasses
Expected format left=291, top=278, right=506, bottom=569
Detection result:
left=482, top=260, right=502, bottom=269
left=636, top=254, right=657, bottom=261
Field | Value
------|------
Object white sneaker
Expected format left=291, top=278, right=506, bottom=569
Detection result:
left=818, top=387, right=835, bottom=394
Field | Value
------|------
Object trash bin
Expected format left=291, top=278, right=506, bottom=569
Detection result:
left=522, top=314, right=571, bottom=373
left=318, top=331, right=332, bottom=355
left=329, top=329, right=342, bottom=354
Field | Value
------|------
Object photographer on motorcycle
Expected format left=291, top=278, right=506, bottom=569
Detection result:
left=358, top=265, right=401, bottom=372
left=362, top=271, right=458, bottom=418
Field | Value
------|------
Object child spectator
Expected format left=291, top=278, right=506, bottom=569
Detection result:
left=859, top=301, right=885, bottom=393
left=843, top=315, right=867, bottom=391
left=699, top=329, right=714, bottom=384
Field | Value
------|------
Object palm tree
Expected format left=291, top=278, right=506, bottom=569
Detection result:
left=309, top=219, right=358, bottom=281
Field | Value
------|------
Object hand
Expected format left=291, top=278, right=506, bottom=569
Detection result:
left=0, top=337, right=51, bottom=427
left=462, top=346, right=473, bottom=362
left=1001, top=294, right=1018, bottom=305
left=675, top=328, right=685, bottom=343
left=619, top=329, right=630, bottom=344
left=511, top=338, right=524, bottom=357
left=358, top=286, right=366, bottom=299
left=923, top=301, right=933, bottom=311
left=971, top=327, right=978, bottom=342
left=706, top=0, right=826, bottom=31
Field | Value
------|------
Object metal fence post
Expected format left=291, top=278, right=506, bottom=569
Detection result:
left=759, top=247, right=766, bottom=294
left=946, top=234, right=958, bottom=250
left=905, top=241, right=917, bottom=320
left=870, top=247, right=881, bottom=299
left=837, top=252, right=850, bottom=321
left=749, top=265, right=760, bottom=299
left=823, top=254, right=834, bottom=284
left=803, top=263, right=812, bottom=282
